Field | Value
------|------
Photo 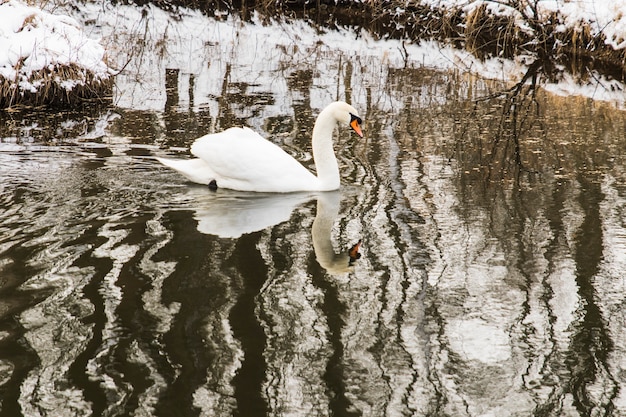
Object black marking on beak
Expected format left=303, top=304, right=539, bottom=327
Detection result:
left=349, top=113, right=363, bottom=137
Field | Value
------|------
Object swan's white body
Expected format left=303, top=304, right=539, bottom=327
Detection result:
left=157, top=101, right=363, bottom=193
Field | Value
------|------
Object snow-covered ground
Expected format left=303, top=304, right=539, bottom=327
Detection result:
left=75, top=1, right=623, bottom=111
left=0, top=0, right=111, bottom=98
left=1, top=0, right=626, bottom=107
left=419, top=0, right=626, bottom=50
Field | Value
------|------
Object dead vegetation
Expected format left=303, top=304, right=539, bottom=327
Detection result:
left=5, top=0, right=624, bottom=108
left=0, top=63, right=113, bottom=108
left=201, top=0, right=625, bottom=82
left=1, top=3, right=112, bottom=109
left=381, top=1, right=624, bottom=80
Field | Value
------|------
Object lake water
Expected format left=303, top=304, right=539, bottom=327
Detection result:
left=1, top=5, right=626, bottom=417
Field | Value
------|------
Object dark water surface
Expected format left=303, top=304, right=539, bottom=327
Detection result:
left=2, top=7, right=626, bottom=417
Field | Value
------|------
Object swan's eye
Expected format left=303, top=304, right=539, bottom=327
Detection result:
left=350, top=113, right=362, bottom=125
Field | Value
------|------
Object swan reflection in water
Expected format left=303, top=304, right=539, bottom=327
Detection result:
left=311, top=191, right=361, bottom=274
left=178, top=187, right=361, bottom=273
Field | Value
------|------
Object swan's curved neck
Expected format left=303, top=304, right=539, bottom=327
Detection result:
left=311, top=109, right=340, bottom=190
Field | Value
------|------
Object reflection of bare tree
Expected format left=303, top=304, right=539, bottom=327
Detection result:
left=473, top=60, right=543, bottom=184
left=467, top=76, right=621, bottom=417
left=285, top=69, right=314, bottom=149
left=164, top=68, right=180, bottom=111
left=456, top=65, right=620, bottom=416
left=565, top=176, right=618, bottom=416
left=382, top=60, right=626, bottom=416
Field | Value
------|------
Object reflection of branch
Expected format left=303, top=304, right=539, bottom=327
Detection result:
left=500, top=61, right=542, bottom=183
left=466, top=60, right=544, bottom=185
left=399, top=40, right=409, bottom=68
left=473, top=59, right=543, bottom=103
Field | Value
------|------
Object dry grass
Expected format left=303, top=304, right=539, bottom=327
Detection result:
left=0, top=63, right=112, bottom=108
left=224, top=0, right=625, bottom=81
left=5, top=0, right=623, bottom=107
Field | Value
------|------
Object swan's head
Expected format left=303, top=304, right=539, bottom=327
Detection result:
left=325, top=101, right=364, bottom=138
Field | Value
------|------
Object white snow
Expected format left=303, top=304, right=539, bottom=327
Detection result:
left=0, top=0, right=111, bottom=94
left=539, top=1, right=626, bottom=50
left=1, top=0, right=626, bottom=104
left=422, top=0, right=626, bottom=50
left=37, top=1, right=619, bottom=112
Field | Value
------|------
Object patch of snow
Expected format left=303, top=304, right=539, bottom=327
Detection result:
left=22, top=0, right=626, bottom=111
left=540, top=1, right=626, bottom=50
left=0, top=0, right=111, bottom=94
left=427, top=0, right=626, bottom=50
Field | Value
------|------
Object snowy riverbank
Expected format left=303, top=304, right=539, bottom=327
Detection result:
left=70, top=0, right=626, bottom=111
left=1, top=0, right=625, bottom=108
left=417, top=0, right=626, bottom=51
left=0, top=0, right=112, bottom=107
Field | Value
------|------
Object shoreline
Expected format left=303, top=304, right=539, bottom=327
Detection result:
left=2, top=0, right=625, bottom=108
left=294, top=0, right=626, bottom=82
left=227, top=0, right=626, bottom=82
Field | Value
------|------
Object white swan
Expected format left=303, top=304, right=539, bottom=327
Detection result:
left=157, top=101, right=363, bottom=192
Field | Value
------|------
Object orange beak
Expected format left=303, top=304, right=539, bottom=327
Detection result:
left=350, top=118, right=363, bottom=137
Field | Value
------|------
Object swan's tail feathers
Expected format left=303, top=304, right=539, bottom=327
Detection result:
left=156, top=157, right=216, bottom=185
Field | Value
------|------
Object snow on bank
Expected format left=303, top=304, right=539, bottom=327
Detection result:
left=419, top=0, right=626, bottom=50
left=10, top=0, right=626, bottom=110
left=71, top=2, right=624, bottom=111
left=532, top=1, right=626, bottom=50
left=0, top=0, right=111, bottom=104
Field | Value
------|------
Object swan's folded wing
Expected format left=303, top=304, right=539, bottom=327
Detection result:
left=190, top=127, right=318, bottom=192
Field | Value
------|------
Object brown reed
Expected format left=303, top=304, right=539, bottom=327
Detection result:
left=0, top=62, right=112, bottom=109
